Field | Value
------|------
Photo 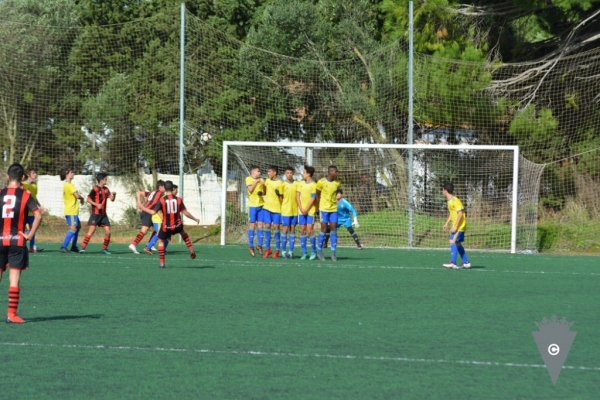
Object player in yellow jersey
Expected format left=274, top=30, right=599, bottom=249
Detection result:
left=442, top=183, right=471, bottom=269
left=315, top=165, right=342, bottom=261
left=280, top=166, right=299, bottom=259
left=59, top=168, right=85, bottom=253
left=296, top=166, right=318, bottom=260
left=144, top=184, right=177, bottom=255
left=245, top=166, right=265, bottom=257
left=262, top=166, right=283, bottom=259
left=23, top=169, right=45, bottom=253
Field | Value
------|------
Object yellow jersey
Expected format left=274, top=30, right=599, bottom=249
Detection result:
left=23, top=181, right=38, bottom=216
left=447, top=196, right=467, bottom=232
left=62, top=182, right=79, bottom=216
left=280, top=180, right=298, bottom=217
left=316, top=178, right=341, bottom=213
left=263, top=178, right=282, bottom=213
left=245, top=176, right=265, bottom=207
left=297, top=180, right=317, bottom=216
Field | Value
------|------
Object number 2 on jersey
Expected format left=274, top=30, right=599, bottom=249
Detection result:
left=2, top=194, right=16, bottom=218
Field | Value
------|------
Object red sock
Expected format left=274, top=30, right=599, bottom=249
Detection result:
left=181, top=232, right=193, bottom=251
left=103, top=236, right=110, bottom=250
left=132, top=232, right=144, bottom=246
left=82, top=235, right=91, bottom=249
left=8, top=286, right=19, bottom=316
left=158, top=242, right=165, bottom=266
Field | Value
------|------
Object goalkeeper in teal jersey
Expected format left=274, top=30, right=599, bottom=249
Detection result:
left=322, top=189, right=362, bottom=250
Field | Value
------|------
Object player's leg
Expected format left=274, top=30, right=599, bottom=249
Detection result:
left=317, top=213, right=329, bottom=261
left=71, top=216, right=81, bottom=252
left=130, top=214, right=151, bottom=254
left=299, top=218, right=308, bottom=259
left=329, top=216, right=338, bottom=262
left=61, top=216, right=77, bottom=253
left=308, top=218, right=317, bottom=260
left=288, top=218, right=297, bottom=258
left=281, top=222, right=288, bottom=257
left=180, top=228, right=196, bottom=259
left=6, top=248, right=25, bottom=323
left=157, top=237, right=166, bottom=268
left=256, top=207, right=264, bottom=254
left=322, top=226, right=331, bottom=248
left=248, top=207, right=259, bottom=256
left=101, top=223, right=112, bottom=254
left=443, top=233, right=459, bottom=269
left=455, top=232, right=470, bottom=268
left=145, top=223, right=160, bottom=255
left=80, top=217, right=98, bottom=253
left=346, top=225, right=362, bottom=249
left=272, top=213, right=282, bottom=258
left=26, top=216, right=42, bottom=252
left=262, top=211, right=273, bottom=258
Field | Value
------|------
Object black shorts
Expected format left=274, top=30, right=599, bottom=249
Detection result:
left=158, top=225, right=183, bottom=241
left=0, top=246, right=29, bottom=270
left=140, top=211, right=152, bottom=228
left=88, top=214, right=111, bottom=227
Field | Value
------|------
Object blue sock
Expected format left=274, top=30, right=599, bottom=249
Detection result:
left=318, top=233, right=324, bottom=250
left=300, top=235, right=307, bottom=254
left=257, top=229, right=263, bottom=247
left=164, top=239, right=169, bottom=251
left=310, top=235, right=317, bottom=252
left=274, top=229, right=280, bottom=251
left=450, top=244, right=458, bottom=264
left=264, top=229, right=271, bottom=249
left=29, top=235, right=35, bottom=250
left=62, top=230, right=75, bottom=248
left=72, top=228, right=80, bottom=247
left=147, top=232, right=159, bottom=250
left=457, top=245, right=469, bottom=264
left=330, top=230, right=337, bottom=251
left=248, top=229, right=255, bottom=248
left=281, top=233, right=287, bottom=252
left=289, top=233, right=295, bottom=253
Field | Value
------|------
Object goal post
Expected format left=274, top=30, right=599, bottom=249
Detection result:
left=221, top=141, right=540, bottom=254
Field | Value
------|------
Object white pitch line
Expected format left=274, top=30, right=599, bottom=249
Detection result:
left=1, top=342, right=599, bottom=371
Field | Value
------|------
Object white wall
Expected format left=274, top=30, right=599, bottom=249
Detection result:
left=37, top=173, right=225, bottom=226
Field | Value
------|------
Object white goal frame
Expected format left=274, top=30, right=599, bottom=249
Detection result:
left=221, top=141, right=520, bottom=253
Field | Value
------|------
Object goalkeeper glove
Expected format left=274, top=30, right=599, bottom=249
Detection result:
left=352, top=217, right=359, bottom=228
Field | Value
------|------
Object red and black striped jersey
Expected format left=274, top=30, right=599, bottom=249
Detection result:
left=88, top=185, right=112, bottom=215
left=0, top=187, right=39, bottom=246
left=145, top=190, right=162, bottom=209
left=152, top=194, right=187, bottom=232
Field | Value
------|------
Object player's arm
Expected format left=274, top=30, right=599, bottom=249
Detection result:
left=247, top=178, right=263, bottom=193
left=87, top=195, right=101, bottom=209
left=452, top=210, right=464, bottom=233
left=346, top=200, right=360, bottom=227
left=182, top=209, right=200, bottom=224
left=315, top=189, right=321, bottom=212
left=442, top=214, right=452, bottom=230
left=74, top=190, right=85, bottom=205
left=136, top=190, right=147, bottom=204
left=138, top=201, right=160, bottom=215
left=109, top=189, right=116, bottom=202
left=20, top=199, right=42, bottom=239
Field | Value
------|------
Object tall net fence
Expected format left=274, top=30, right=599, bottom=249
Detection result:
left=0, top=6, right=599, bottom=246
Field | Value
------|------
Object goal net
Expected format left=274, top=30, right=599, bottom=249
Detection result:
left=221, top=142, right=543, bottom=253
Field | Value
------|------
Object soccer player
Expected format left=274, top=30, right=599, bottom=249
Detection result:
left=59, top=168, right=85, bottom=253
left=442, top=183, right=471, bottom=269
left=245, top=166, right=265, bottom=257
left=316, top=165, right=341, bottom=261
left=262, top=166, right=283, bottom=258
left=129, top=180, right=165, bottom=254
left=280, top=166, right=298, bottom=259
left=0, top=163, right=42, bottom=323
left=137, top=180, right=200, bottom=268
left=79, top=173, right=116, bottom=255
left=296, top=165, right=318, bottom=260
left=322, top=189, right=362, bottom=249
left=22, top=168, right=45, bottom=253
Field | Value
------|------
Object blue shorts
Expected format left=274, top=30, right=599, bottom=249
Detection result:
left=338, top=218, right=352, bottom=229
left=298, top=214, right=314, bottom=226
left=320, top=211, right=338, bottom=224
left=282, top=215, right=298, bottom=227
left=26, top=216, right=35, bottom=225
left=65, top=215, right=81, bottom=228
left=262, top=210, right=281, bottom=225
left=248, top=206, right=263, bottom=223
left=449, top=232, right=465, bottom=243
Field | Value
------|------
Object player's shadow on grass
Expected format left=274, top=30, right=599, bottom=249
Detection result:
left=26, top=314, right=104, bottom=323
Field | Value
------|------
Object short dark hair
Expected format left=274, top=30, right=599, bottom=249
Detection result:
left=157, top=179, right=165, bottom=190
left=96, top=172, right=108, bottom=183
left=164, top=180, right=174, bottom=191
left=25, top=168, right=36, bottom=177
left=268, top=165, right=278, bottom=174
left=443, top=183, right=454, bottom=194
left=284, top=166, right=294, bottom=173
left=173, top=184, right=178, bottom=189
left=7, top=163, right=24, bottom=183
left=328, top=165, right=338, bottom=172
left=59, top=167, right=72, bottom=181
left=337, top=189, right=343, bottom=195
left=249, top=165, right=260, bottom=173
left=304, top=165, right=315, bottom=177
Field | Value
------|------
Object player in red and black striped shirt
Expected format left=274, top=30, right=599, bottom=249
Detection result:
left=137, top=180, right=200, bottom=268
left=79, top=173, right=116, bottom=255
left=0, top=163, right=42, bottom=324
left=128, top=180, right=165, bottom=255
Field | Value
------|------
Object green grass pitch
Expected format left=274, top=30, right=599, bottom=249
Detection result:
left=1, top=243, right=598, bottom=398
